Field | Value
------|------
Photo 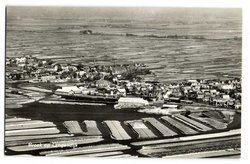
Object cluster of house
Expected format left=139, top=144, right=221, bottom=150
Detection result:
left=6, top=55, right=56, bottom=81
left=163, top=79, right=241, bottom=109
left=6, top=55, right=241, bottom=110
left=119, top=78, right=241, bottom=110
left=55, top=77, right=241, bottom=110
left=6, top=55, right=149, bottom=83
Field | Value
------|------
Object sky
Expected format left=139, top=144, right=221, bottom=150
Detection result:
left=6, top=6, right=242, bottom=20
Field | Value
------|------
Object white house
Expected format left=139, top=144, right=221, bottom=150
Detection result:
left=16, top=57, right=26, bottom=64
left=221, top=84, right=234, bottom=90
left=56, top=86, right=82, bottom=94
left=222, top=94, right=230, bottom=100
left=114, top=97, right=149, bottom=109
left=117, top=88, right=126, bottom=96
left=41, top=75, right=56, bottom=82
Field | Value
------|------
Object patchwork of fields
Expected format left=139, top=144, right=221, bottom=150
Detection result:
left=6, top=10, right=242, bottom=83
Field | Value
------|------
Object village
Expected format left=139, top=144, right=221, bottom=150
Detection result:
left=5, top=55, right=241, bottom=158
left=3, top=5, right=244, bottom=159
left=6, top=55, right=241, bottom=110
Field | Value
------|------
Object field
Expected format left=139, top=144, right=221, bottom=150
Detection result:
left=5, top=7, right=242, bottom=158
left=6, top=8, right=242, bottom=83
left=5, top=103, right=241, bottom=157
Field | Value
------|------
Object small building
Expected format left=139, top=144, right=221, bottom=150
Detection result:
left=221, top=84, right=234, bottom=90
left=201, top=84, right=210, bottom=89
left=96, top=79, right=112, bottom=88
left=210, top=89, right=217, bottom=95
left=212, top=99, right=228, bottom=107
left=162, top=104, right=180, bottom=109
left=234, top=103, right=241, bottom=110
left=41, top=75, right=56, bottom=82
left=202, top=97, right=210, bottom=103
left=222, top=94, right=230, bottom=100
left=114, top=97, right=149, bottom=109
left=197, top=94, right=204, bottom=99
left=111, top=67, right=126, bottom=75
left=17, top=63, right=26, bottom=67
left=79, top=71, right=86, bottom=77
left=117, top=88, right=126, bottom=97
left=163, top=93, right=170, bottom=99
left=201, top=89, right=210, bottom=93
left=188, top=79, right=198, bottom=83
left=16, top=57, right=26, bottom=64
left=55, top=86, right=82, bottom=94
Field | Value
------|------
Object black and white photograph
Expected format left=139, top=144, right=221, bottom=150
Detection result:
left=4, top=4, right=244, bottom=159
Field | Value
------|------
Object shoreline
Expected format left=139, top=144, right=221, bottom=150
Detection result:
left=39, top=100, right=106, bottom=106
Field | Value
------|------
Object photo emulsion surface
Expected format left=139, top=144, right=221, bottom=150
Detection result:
left=5, top=7, right=242, bottom=158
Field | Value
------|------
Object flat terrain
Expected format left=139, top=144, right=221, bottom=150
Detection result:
left=5, top=8, right=242, bottom=158
left=5, top=104, right=241, bottom=157
left=6, top=8, right=242, bottom=83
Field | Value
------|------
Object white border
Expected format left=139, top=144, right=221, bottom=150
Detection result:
left=1, top=0, right=249, bottom=164
left=2, top=0, right=245, bottom=8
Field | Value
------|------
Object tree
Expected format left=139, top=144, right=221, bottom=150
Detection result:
left=71, top=72, right=77, bottom=78
left=46, top=59, right=54, bottom=65
left=60, top=71, right=69, bottom=79
left=12, top=74, right=21, bottom=80
left=76, top=63, right=84, bottom=70
left=80, top=77, right=86, bottom=82
left=38, top=61, right=43, bottom=67
left=184, top=110, right=191, bottom=116
left=56, top=64, right=62, bottom=72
